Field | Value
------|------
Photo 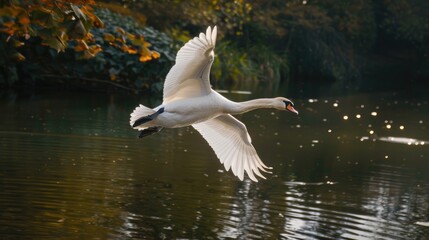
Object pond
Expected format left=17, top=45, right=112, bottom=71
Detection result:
left=0, top=86, right=428, bottom=239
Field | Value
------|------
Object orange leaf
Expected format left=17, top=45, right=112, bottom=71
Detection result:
left=116, top=27, right=125, bottom=35
left=139, top=55, right=152, bottom=62
left=74, top=40, right=89, bottom=52
left=93, top=16, right=104, bottom=28
left=19, top=16, right=30, bottom=25
left=120, top=44, right=129, bottom=52
left=126, top=32, right=136, bottom=40
left=3, top=21, right=15, bottom=28
left=88, top=44, right=102, bottom=56
left=139, top=46, right=151, bottom=56
left=103, top=33, right=115, bottom=42
left=127, top=46, right=138, bottom=54
left=116, top=35, right=126, bottom=44
left=151, top=51, right=161, bottom=59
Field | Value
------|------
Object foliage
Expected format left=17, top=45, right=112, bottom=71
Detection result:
left=380, top=0, right=429, bottom=45
left=131, top=0, right=252, bottom=37
left=2, top=0, right=429, bottom=91
left=211, top=41, right=255, bottom=86
left=70, top=7, right=174, bottom=91
left=0, top=5, right=174, bottom=92
left=243, top=0, right=376, bottom=83
left=132, top=0, right=429, bottom=87
left=0, top=0, right=103, bottom=59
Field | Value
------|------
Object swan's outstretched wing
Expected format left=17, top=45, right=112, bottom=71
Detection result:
left=163, top=26, right=217, bottom=104
left=192, top=115, right=271, bottom=182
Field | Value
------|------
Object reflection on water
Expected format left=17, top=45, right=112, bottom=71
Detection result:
left=378, top=136, right=428, bottom=145
left=0, top=89, right=428, bottom=239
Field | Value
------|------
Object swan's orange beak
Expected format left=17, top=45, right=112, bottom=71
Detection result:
left=287, top=104, right=299, bottom=114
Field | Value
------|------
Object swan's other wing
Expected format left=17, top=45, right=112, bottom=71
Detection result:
left=192, top=115, right=271, bottom=182
left=163, top=26, right=217, bottom=104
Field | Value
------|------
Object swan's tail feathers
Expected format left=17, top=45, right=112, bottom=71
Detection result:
left=139, top=126, right=163, bottom=138
left=130, top=105, right=163, bottom=129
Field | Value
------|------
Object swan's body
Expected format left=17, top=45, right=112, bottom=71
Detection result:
left=130, top=26, right=298, bottom=182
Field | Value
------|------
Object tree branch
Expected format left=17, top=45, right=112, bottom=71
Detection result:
left=40, top=74, right=137, bottom=92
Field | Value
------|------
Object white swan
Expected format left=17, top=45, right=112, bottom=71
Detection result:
left=130, top=26, right=298, bottom=182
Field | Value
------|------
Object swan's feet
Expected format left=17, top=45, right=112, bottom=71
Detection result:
left=138, top=127, right=163, bottom=138
left=132, top=107, right=164, bottom=127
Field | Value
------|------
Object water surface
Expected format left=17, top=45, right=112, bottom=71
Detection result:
left=1, top=88, right=428, bottom=239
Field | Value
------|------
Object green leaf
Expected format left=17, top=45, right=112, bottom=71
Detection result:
left=70, top=4, right=88, bottom=22
left=42, top=36, right=66, bottom=52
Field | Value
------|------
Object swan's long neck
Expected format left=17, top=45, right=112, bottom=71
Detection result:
left=227, top=98, right=278, bottom=114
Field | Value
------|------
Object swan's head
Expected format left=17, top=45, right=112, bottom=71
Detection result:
left=275, top=97, right=298, bottom=114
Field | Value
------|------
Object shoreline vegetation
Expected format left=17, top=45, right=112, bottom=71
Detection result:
left=1, top=0, right=428, bottom=94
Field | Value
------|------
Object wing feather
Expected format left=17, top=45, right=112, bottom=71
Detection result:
left=245, top=149, right=258, bottom=182
left=163, top=26, right=218, bottom=104
left=192, top=115, right=271, bottom=182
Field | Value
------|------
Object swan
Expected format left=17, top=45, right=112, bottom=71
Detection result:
left=130, top=26, right=298, bottom=182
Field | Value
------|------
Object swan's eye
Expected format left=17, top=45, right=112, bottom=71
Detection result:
left=283, top=100, right=293, bottom=108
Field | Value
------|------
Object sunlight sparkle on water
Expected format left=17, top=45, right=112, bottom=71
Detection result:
left=360, top=136, right=369, bottom=141
left=386, top=124, right=392, bottom=129
left=371, top=112, right=378, bottom=116
left=333, top=103, right=339, bottom=107
left=343, top=115, right=349, bottom=120
left=356, top=114, right=361, bottom=119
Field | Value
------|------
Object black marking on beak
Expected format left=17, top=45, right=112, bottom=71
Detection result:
left=283, top=100, right=298, bottom=114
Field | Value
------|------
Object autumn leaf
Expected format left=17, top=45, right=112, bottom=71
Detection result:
left=88, top=44, right=102, bottom=55
left=103, top=33, right=115, bottom=42
left=74, top=40, right=89, bottom=52
left=42, top=36, right=66, bottom=52
left=139, top=46, right=151, bottom=57
left=126, top=32, right=136, bottom=40
left=92, top=15, right=104, bottom=28
left=3, top=21, right=15, bottom=28
left=18, top=16, right=30, bottom=25
left=116, top=35, right=126, bottom=44
left=139, top=55, right=152, bottom=62
left=120, top=44, right=129, bottom=53
left=151, top=51, right=161, bottom=59
left=116, top=27, right=125, bottom=35
left=127, top=46, right=138, bottom=54
left=81, top=6, right=104, bottom=28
